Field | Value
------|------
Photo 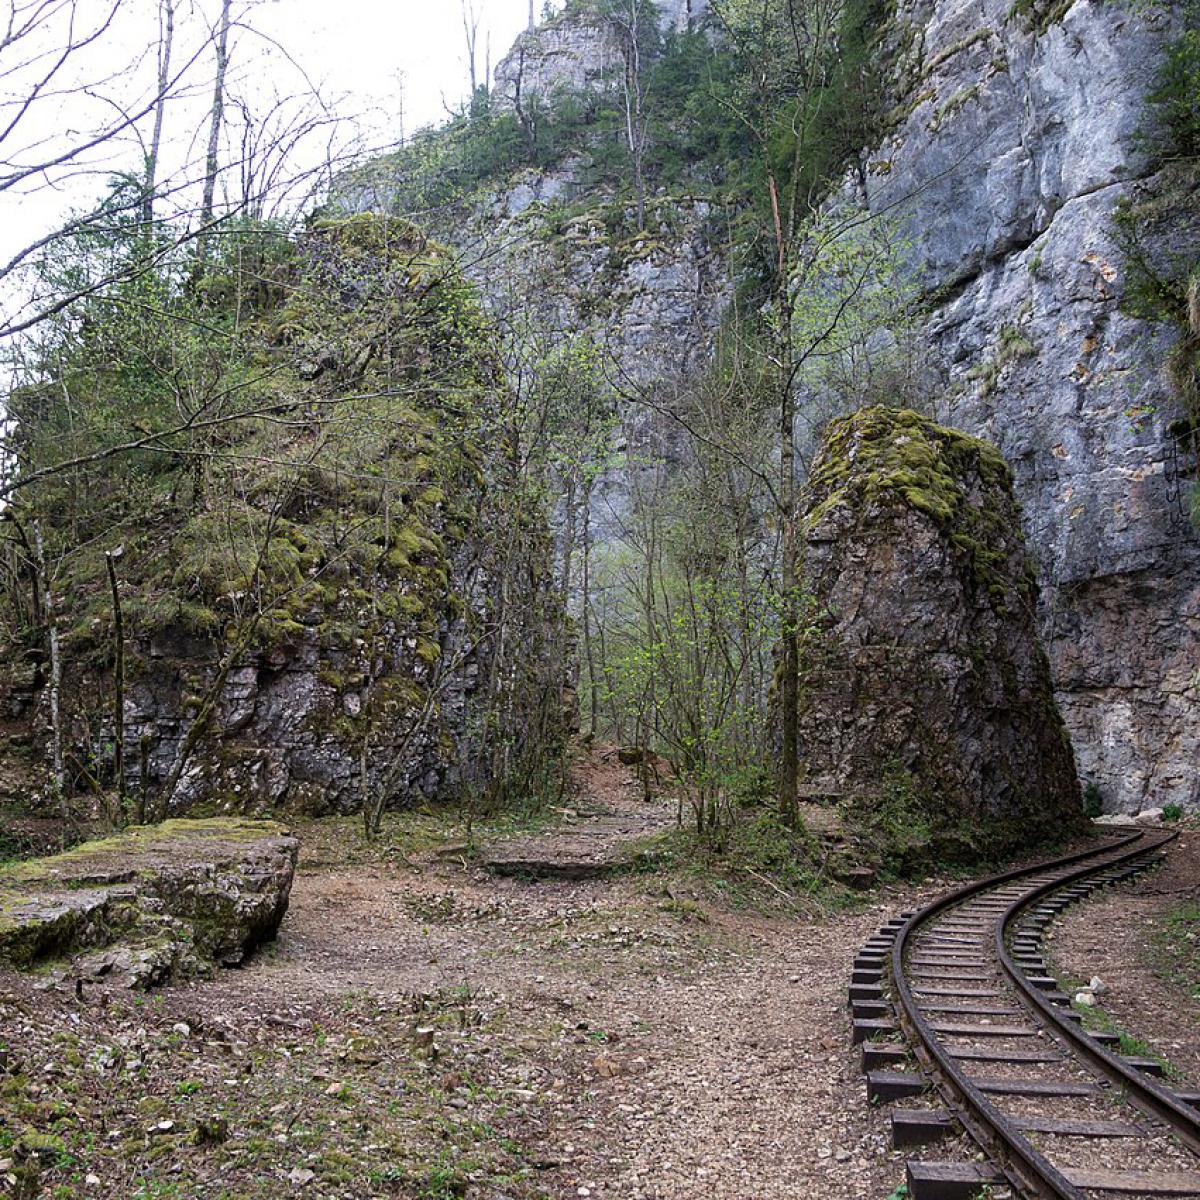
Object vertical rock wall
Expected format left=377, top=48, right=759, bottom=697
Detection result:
left=854, top=0, right=1199, bottom=812
left=796, top=407, right=1085, bottom=852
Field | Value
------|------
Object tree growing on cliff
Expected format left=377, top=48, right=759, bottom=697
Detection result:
left=707, top=0, right=891, bottom=821
left=598, top=0, right=660, bottom=230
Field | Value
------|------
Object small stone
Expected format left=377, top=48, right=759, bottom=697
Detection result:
left=1089, top=975, right=1108, bottom=996
left=1074, top=990, right=1096, bottom=1007
left=288, top=1167, right=316, bottom=1186
left=86, top=1175, right=101, bottom=1187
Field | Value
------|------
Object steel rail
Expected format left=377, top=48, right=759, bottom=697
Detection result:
left=996, top=830, right=1200, bottom=1155
left=889, top=830, right=1153, bottom=1200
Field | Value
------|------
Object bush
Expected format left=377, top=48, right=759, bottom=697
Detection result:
left=1083, top=782, right=1104, bottom=819
left=1145, top=29, right=1200, bottom=162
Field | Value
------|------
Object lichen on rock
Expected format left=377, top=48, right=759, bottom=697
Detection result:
left=0, top=818, right=298, bottom=988
left=794, top=406, right=1086, bottom=863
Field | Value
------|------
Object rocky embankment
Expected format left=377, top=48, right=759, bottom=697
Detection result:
left=794, top=407, right=1085, bottom=857
left=0, top=819, right=298, bottom=988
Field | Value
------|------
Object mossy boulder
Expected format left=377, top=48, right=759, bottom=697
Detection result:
left=0, top=818, right=297, bottom=987
left=1, top=211, right=563, bottom=821
left=794, top=407, right=1085, bottom=862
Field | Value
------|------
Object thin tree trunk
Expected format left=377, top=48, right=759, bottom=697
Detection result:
left=195, top=0, right=232, bottom=272
left=581, top=481, right=599, bottom=735
left=105, top=548, right=126, bottom=823
left=142, top=0, right=175, bottom=227
left=31, top=518, right=66, bottom=814
left=617, top=0, right=646, bottom=232
left=462, top=0, right=480, bottom=102
left=770, top=172, right=799, bottom=825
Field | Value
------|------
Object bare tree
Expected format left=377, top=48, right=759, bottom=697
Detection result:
left=195, top=0, right=233, bottom=270
left=142, top=0, right=176, bottom=226
left=604, top=0, right=651, bottom=231
left=461, top=0, right=484, bottom=104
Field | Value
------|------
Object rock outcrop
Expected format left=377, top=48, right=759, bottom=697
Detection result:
left=1, top=215, right=564, bottom=820
left=0, top=819, right=298, bottom=988
left=853, top=0, right=1199, bottom=812
left=794, top=408, right=1086, bottom=856
left=349, top=0, right=1198, bottom=813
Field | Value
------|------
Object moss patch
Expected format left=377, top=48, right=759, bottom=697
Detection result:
left=804, top=406, right=1028, bottom=609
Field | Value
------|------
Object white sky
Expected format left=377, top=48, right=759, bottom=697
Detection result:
left=258, top=0, right=538, bottom=138
left=0, top=0, right=544, bottom=322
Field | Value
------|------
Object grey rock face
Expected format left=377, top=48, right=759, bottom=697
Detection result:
left=493, top=0, right=708, bottom=110
left=376, top=0, right=1196, bottom=814
left=794, top=407, right=1085, bottom=852
left=0, top=818, right=298, bottom=988
left=853, top=0, right=1199, bottom=812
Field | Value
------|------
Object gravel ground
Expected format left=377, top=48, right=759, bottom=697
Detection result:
left=0, top=753, right=945, bottom=1198
left=1049, top=825, right=1200, bottom=1085
left=5, top=778, right=1193, bottom=1198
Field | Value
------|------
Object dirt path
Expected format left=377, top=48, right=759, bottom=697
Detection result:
left=5, top=758, right=1195, bottom=1199
left=1049, top=825, right=1200, bottom=1084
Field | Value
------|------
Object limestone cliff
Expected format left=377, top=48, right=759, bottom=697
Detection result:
left=795, top=407, right=1085, bottom=857
left=852, top=0, right=1198, bottom=813
left=351, top=0, right=1197, bottom=814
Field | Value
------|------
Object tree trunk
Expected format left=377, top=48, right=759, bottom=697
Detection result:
left=195, top=0, right=232, bottom=272
left=31, top=517, right=66, bottom=814
left=462, top=0, right=480, bottom=102
left=770, top=173, right=799, bottom=825
left=105, top=549, right=126, bottom=823
left=581, top=481, right=599, bottom=735
left=142, top=0, right=175, bottom=227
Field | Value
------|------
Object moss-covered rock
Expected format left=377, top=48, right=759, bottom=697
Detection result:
left=2, top=212, right=564, bottom=821
left=0, top=818, right=297, bottom=986
left=794, top=406, right=1086, bottom=864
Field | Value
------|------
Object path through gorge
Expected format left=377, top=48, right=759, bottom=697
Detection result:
left=2, top=749, right=1195, bottom=1198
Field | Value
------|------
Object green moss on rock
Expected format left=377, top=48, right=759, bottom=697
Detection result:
left=0, top=819, right=297, bottom=983
left=805, top=406, right=1030, bottom=610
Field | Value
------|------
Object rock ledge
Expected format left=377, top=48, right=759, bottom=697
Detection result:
left=0, top=818, right=298, bottom=988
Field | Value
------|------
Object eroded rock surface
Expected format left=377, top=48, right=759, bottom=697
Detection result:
left=0, top=819, right=298, bottom=988
left=794, top=408, right=1086, bottom=855
left=855, top=0, right=1199, bottom=812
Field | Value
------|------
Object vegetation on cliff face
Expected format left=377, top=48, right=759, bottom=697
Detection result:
left=797, top=408, right=1085, bottom=863
left=804, top=407, right=1028, bottom=608
left=1, top=200, right=567, bottom=828
left=1116, top=2, right=1200, bottom=523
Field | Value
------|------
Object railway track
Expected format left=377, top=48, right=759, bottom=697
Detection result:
left=850, top=830, right=1200, bottom=1200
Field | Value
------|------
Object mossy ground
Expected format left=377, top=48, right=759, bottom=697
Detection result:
left=1154, top=898, right=1200, bottom=1003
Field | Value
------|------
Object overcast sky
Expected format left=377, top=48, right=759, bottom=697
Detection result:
left=263, top=0, right=537, bottom=137
left=1, top=0, right=544, bottom=254
left=0, top=0, right=550, bottom=333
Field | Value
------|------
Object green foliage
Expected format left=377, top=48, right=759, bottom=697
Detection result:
left=1162, top=802, right=1184, bottom=822
left=1156, top=900, right=1200, bottom=1001
left=843, top=761, right=937, bottom=878
left=1083, top=781, right=1104, bottom=819
left=3, top=191, right=567, bottom=821
left=1113, top=6, right=1200, bottom=522
left=1143, top=25, right=1200, bottom=163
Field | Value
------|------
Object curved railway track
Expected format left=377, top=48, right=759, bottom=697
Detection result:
left=850, top=830, right=1200, bottom=1200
